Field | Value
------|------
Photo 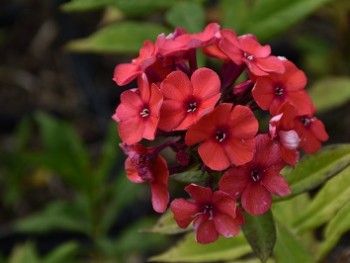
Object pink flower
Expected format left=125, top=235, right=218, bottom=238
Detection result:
left=252, top=58, right=314, bottom=115
left=158, top=68, right=221, bottom=131
left=122, top=144, right=169, bottom=213
left=113, top=74, right=163, bottom=145
left=218, top=31, right=284, bottom=76
left=185, top=103, right=258, bottom=171
left=219, top=134, right=291, bottom=215
left=170, top=184, right=244, bottom=244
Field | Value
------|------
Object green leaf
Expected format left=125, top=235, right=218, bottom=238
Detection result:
left=145, top=209, right=189, bottom=234
left=65, top=22, right=168, bottom=54
left=293, top=166, right=350, bottom=232
left=61, top=0, right=112, bottom=12
left=15, top=117, right=33, bottom=151
left=171, top=169, right=208, bottom=184
left=277, top=144, right=350, bottom=201
left=113, top=0, right=175, bottom=17
left=97, top=217, right=170, bottom=260
left=34, top=112, right=89, bottom=189
left=316, top=202, right=350, bottom=260
left=242, top=211, right=276, bottom=263
left=149, top=233, right=252, bottom=262
left=242, top=0, right=332, bottom=42
left=219, top=0, right=250, bottom=34
left=309, top=77, right=350, bottom=112
left=43, top=242, right=79, bottom=263
left=15, top=200, right=91, bottom=235
left=165, top=2, right=205, bottom=33
left=274, top=222, right=314, bottom=263
left=8, top=242, right=40, bottom=263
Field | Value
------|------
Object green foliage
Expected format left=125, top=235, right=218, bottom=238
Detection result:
left=66, top=22, right=169, bottom=54
left=165, top=1, right=205, bottom=33
left=242, top=211, right=276, bottom=263
left=274, top=223, right=314, bottom=263
left=149, top=233, right=252, bottom=262
left=309, top=77, right=350, bottom=112
left=278, top=144, right=350, bottom=200
left=219, top=0, right=332, bottom=41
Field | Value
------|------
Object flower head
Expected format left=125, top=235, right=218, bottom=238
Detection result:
left=185, top=103, right=258, bottom=171
left=158, top=68, right=221, bottom=131
left=121, top=143, right=169, bottom=213
left=252, top=59, right=314, bottom=115
left=170, top=184, right=244, bottom=244
left=113, top=74, right=163, bottom=145
left=219, top=134, right=291, bottom=215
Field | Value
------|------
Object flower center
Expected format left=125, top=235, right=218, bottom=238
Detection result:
left=215, top=130, right=226, bottom=142
left=203, top=204, right=214, bottom=220
left=140, top=108, right=150, bottom=118
left=243, top=52, right=254, bottom=61
left=300, top=116, right=312, bottom=127
left=251, top=169, right=261, bottom=182
left=275, top=86, right=284, bottom=96
left=187, top=102, right=197, bottom=112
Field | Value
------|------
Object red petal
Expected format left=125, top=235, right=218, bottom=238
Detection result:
left=125, top=158, right=145, bottom=183
left=253, top=134, right=283, bottom=167
left=224, top=138, right=256, bottom=166
left=262, top=173, right=291, bottom=197
left=213, top=212, right=240, bottom=238
left=149, top=83, right=163, bottom=115
left=161, top=70, right=192, bottom=101
left=119, top=89, right=144, bottom=113
left=281, top=146, right=299, bottom=166
left=229, top=105, right=259, bottom=138
left=238, top=34, right=270, bottom=57
left=195, top=219, right=218, bottom=244
left=198, top=140, right=230, bottom=171
left=158, top=100, right=186, bottom=131
left=252, top=78, right=275, bottom=110
left=241, top=183, right=272, bottom=215
left=113, top=63, right=141, bottom=86
left=311, top=119, right=329, bottom=141
left=150, top=181, right=169, bottom=213
left=219, top=30, right=242, bottom=64
left=219, top=167, right=250, bottom=199
left=284, top=60, right=307, bottom=91
left=152, top=155, right=169, bottom=186
left=212, top=191, right=237, bottom=218
left=170, top=198, right=199, bottom=228
left=185, top=184, right=212, bottom=205
left=255, top=56, right=285, bottom=74
left=143, top=116, right=158, bottom=140
left=115, top=104, right=137, bottom=122
left=118, top=117, right=144, bottom=145
left=192, top=68, right=221, bottom=100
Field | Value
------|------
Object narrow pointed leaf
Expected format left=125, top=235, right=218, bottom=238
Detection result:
left=309, top=77, right=350, bottom=112
left=242, top=211, right=276, bottom=263
left=293, top=166, right=350, bottom=231
left=277, top=144, right=350, bottom=201
left=149, top=233, right=251, bottom=262
left=65, top=22, right=168, bottom=54
left=274, top=223, right=314, bottom=263
left=316, top=202, right=350, bottom=260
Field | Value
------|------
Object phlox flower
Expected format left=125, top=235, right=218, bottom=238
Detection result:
left=158, top=68, right=221, bottom=131
left=112, top=74, right=163, bottom=145
left=294, top=114, right=329, bottom=154
left=185, top=103, right=258, bottom=171
left=269, top=103, right=301, bottom=166
left=218, top=31, right=284, bottom=76
left=157, top=23, right=221, bottom=57
left=252, top=58, right=314, bottom=115
left=170, top=184, right=244, bottom=244
left=121, top=143, right=169, bottom=213
left=113, top=40, right=157, bottom=86
left=219, top=134, right=291, bottom=215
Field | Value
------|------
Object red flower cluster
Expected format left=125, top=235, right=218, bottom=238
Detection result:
left=112, top=23, right=328, bottom=244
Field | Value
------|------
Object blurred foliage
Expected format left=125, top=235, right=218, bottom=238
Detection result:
left=0, top=113, right=170, bottom=262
